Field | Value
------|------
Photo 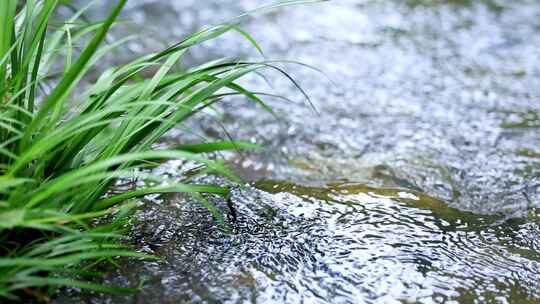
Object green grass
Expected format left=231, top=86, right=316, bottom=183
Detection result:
left=0, top=0, right=315, bottom=300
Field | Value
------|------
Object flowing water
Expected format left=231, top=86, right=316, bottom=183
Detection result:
left=59, top=0, right=540, bottom=303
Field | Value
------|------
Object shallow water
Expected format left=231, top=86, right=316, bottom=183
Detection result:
left=59, top=0, right=540, bottom=303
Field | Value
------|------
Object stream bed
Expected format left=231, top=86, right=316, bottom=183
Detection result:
left=60, top=0, right=539, bottom=303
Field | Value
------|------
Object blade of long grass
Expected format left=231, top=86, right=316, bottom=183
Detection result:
left=7, top=276, right=139, bottom=294
left=25, top=150, right=231, bottom=209
left=19, top=0, right=127, bottom=152
left=0, top=250, right=154, bottom=268
left=136, top=65, right=265, bottom=152
left=175, top=140, right=260, bottom=153
left=0, top=177, right=33, bottom=192
left=0, top=0, right=17, bottom=92
left=231, top=0, right=327, bottom=20
left=11, top=0, right=57, bottom=126
left=192, top=193, right=231, bottom=232
left=96, top=184, right=230, bottom=209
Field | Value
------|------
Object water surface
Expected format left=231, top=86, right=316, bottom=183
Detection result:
left=59, top=0, right=540, bottom=303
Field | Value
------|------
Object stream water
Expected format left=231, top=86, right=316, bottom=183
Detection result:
left=59, top=0, right=539, bottom=303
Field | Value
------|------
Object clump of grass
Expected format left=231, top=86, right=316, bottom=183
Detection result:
left=0, top=0, right=312, bottom=300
